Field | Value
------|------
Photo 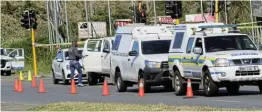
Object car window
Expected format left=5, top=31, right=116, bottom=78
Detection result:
left=172, top=32, right=184, bottom=49
left=186, top=38, right=195, bottom=53
left=87, top=40, right=102, bottom=52
left=103, top=40, right=110, bottom=50
left=56, top=51, right=62, bottom=59
left=132, top=41, right=139, bottom=53
left=194, top=38, right=203, bottom=49
left=112, top=35, right=122, bottom=51
left=142, top=40, right=171, bottom=54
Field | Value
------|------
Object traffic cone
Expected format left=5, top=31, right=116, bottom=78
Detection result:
left=27, top=71, right=32, bottom=81
left=19, top=71, right=24, bottom=80
left=138, top=79, right=144, bottom=97
left=17, top=80, right=24, bottom=93
left=102, top=80, right=110, bottom=96
left=185, top=79, right=194, bottom=99
left=13, top=78, right=19, bottom=91
left=70, top=79, right=77, bottom=94
left=38, top=78, right=46, bottom=93
left=31, top=76, right=37, bottom=88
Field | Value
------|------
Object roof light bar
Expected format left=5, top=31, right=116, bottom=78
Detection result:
left=198, top=24, right=238, bottom=29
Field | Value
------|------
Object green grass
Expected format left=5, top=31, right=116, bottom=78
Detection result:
left=27, top=102, right=262, bottom=111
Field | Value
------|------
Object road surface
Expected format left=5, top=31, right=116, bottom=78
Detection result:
left=1, top=75, right=262, bottom=110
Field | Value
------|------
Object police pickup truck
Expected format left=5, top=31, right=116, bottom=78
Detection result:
left=168, top=23, right=262, bottom=96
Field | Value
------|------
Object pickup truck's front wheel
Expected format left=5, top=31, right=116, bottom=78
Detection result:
left=258, top=81, right=262, bottom=93
left=173, top=70, right=186, bottom=95
left=116, top=71, right=127, bottom=92
left=203, top=70, right=218, bottom=96
left=88, top=72, right=98, bottom=86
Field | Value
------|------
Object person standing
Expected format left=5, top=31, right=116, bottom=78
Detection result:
left=68, top=40, right=84, bottom=87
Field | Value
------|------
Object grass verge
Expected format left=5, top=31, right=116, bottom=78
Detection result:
left=27, top=102, right=262, bottom=111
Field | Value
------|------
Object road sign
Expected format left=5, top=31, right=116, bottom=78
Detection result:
left=158, top=16, right=176, bottom=24
left=78, top=22, right=107, bottom=39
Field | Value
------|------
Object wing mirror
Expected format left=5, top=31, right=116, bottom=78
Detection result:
left=129, top=51, right=138, bottom=56
left=103, top=48, right=110, bottom=53
left=193, top=47, right=202, bottom=54
left=56, top=58, right=63, bottom=62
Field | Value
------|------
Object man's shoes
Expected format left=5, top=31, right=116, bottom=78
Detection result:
left=77, top=83, right=84, bottom=87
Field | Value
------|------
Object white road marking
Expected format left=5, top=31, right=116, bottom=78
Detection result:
left=213, top=100, right=240, bottom=103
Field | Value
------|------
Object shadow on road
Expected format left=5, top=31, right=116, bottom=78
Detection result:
left=192, top=89, right=261, bottom=97
left=126, top=86, right=174, bottom=93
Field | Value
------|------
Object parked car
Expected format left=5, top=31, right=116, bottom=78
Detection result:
left=110, top=25, right=174, bottom=92
left=82, top=37, right=115, bottom=86
left=1, top=48, right=12, bottom=76
left=52, top=48, right=87, bottom=85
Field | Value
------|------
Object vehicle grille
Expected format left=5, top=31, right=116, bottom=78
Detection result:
left=232, top=58, right=260, bottom=65
left=1, top=60, right=6, bottom=68
left=161, top=61, right=169, bottom=68
left=235, top=70, right=260, bottom=76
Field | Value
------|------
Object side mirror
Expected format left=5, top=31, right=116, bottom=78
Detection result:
left=56, top=58, right=63, bottom=62
left=193, top=47, right=202, bottom=54
left=103, top=48, right=110, bottom=53
left=129, top=51, right=138, bottom=56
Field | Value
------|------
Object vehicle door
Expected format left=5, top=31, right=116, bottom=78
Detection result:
left=191, top=37, right=204, bottom=79
left=54, top=51, right=63, bottom=77
left=7, top=48, right=25, bottom=70
left=128, top=40, right=140, bottom=81
left=82, top=39, right=102, bottom=73
left=182, top=37, right=196, bottom=78
left=101, top=39, right=111, bottom=74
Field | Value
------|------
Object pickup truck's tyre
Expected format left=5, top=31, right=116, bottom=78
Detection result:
left=203, top=70, right=218, bottom=96
left=52, top=70, right=59, bottom=84
left=88, top=72, right=98, bottom=86
left=139, top=72, right=151, bottom=93
left=226, top=82, right=240, bottom=95
left=173, top=70, right=186, bottom=95
left=258, top=82, right=262, bottom=93
left=116, top=71, right=127, bottom=92
left=6, top=70, right=11, bottom=76
left=62, top=70, right=69, bottom=85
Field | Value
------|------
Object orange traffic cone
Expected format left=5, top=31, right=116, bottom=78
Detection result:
left=102, top=80, right=110, bottom=96
left=38, top=79, right=46, bottom=93
left=70, top=80, right=77, bottom=94
left=31, top=76, right=37, bottom=88
left=17, top=80, right=24, bottom=93
left=138, top=79, right=144, bottom=97
left=185, top=79, right=194, bottom=98
left=13, top=78, right=19, bottom=91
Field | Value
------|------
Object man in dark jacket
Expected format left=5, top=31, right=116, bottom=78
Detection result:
left=68, top=41, right=84, bottom=87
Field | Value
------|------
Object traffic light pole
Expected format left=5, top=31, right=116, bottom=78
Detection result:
left=176, top=19, right=180, bottom=25
left=31, top=28, right=38, bottom=76
left=215, top=0, right=219, bottom=23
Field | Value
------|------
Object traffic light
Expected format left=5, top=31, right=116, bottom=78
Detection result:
left=140, top=11, right=146, bottom=23
left=165, top=1, right=182, bottom=19
left=20, top=10, right=37, bottom=29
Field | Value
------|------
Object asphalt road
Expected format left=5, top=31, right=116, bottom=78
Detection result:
left=1, top=75, right=262, bottom=110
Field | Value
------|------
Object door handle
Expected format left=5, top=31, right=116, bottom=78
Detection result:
left=128, top=59, right=130, bottom=61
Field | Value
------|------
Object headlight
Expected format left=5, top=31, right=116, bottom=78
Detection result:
left=214, top=58, right=229, bottom=67
left=145, top=60, right=161, bottom=68
left=66, top=65, right=70, bottom=70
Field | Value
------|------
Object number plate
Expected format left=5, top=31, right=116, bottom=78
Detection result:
left=239, top=66, right=259, bottom=71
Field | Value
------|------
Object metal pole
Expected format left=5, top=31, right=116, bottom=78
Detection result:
left=84, top=1, right=89, bottom=38
left=215, top=0, right=219, bottom=23
left=47, top=1, right=52, bottom=51
left=31, top=28, right=38, bottom=76
left=200, top=0, right=204, bottom=20
left=153, top=0, right=157, bottom=25
left=224, top=0, right=228, bottom=24
left=250, top=0, right=255, bottom=41
left=108, top=0, right=112, bottom=36
left=65, top=1, right=70, bottom=42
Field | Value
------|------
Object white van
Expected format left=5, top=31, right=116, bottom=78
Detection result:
left=168, top=23, right=262, bottom=96
left=82, top=37, right=115, bottom=85
left=111, top=26, right=174, bottom=92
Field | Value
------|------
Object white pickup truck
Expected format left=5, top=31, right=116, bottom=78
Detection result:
left=82, top=37, right=115, bottom=86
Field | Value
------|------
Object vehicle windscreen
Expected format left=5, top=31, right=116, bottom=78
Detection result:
left=87, top=40, right=102, bottom=52
left=65, top=50, right=83, bottom=60
left=141, top=40, right=171, bottom=54
left=204, top=35, right=257, bottom=52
